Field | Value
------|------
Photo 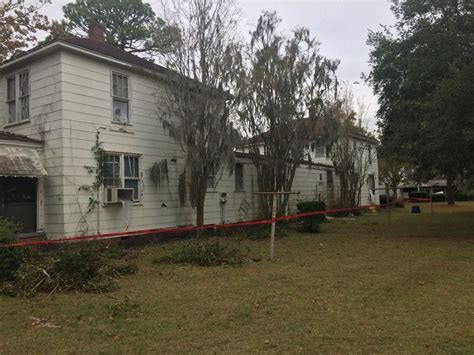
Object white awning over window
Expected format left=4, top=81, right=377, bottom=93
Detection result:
left=0, top=146, right=47, bottom=178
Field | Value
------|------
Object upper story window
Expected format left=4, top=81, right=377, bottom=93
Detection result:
left=6, top=69, right=29, bottom=125
left=368, top=145, right=373, bottom=164
left=112, top=72, right=129, bottom=124
left=207, top=167, right=216, bottom=189
left=313, top=140, right=325, bottom=158
left=315, top=145, right=325, bottom=158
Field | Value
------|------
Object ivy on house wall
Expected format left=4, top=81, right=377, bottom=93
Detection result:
left=78, top=131, right=106, bottom=217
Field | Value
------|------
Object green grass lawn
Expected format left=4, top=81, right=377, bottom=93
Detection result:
left=1, top=203, right=473, bottom=353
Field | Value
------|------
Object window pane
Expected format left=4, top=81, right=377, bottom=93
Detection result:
left=8, top=102, right=16, bottom=123
left=112, top=73, right=128, bottom=98
left=7, top=77, right=15, bottom=101
left=20, top=96, right=29, bottom=120
left=19, top=71, right=28, bottom=96
left=104, top=154, right=120, bottom=186
left=207, top=175, right=215, bottom=189
left=112, top=73, right=118, bottom=96
left=315, top=145, right=324, bottom=157
left=124, top=156, right=139, bottom=178
left=113, top=99, right=129, bottom=123
left=124, top=179, right=139, bottom=200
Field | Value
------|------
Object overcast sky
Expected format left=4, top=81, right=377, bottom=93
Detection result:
left=40, top=0, right=396, bottom=131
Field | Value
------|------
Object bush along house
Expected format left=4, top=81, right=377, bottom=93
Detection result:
left=0, top=26, right=379, bottom=240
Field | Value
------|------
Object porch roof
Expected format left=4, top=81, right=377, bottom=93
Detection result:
left=0, top=146, right=47, bottom=178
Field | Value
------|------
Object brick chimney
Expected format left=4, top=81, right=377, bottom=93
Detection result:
left=88, top=23, right=104, bottom=42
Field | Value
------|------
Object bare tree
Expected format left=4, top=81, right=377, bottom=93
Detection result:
left=236, top=12, right=339, bottom=217
left=328, top=91, right=372, bottom=208
left=158, top=0, right=241, bottom=226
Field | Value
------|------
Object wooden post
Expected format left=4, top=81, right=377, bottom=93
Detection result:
left=270, top=193, right=277, bottom=261
left=255, top=191, right=300, bottom=261
left=385, top=184, right=391, bottom=226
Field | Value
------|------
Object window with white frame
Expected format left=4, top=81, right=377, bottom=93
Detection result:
left=314, top=140, right=325, bottom=157
left=103, top=153, right=141, bottom=201
left=6, top=69, right=29, bottom=124
left=207, top=168, right=216, bottom=189
left=104, top=154, right=121, bottom=187
left=112, top=72, right=129, bottom=123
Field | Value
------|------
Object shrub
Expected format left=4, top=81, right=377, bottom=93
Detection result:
left=431, top=194, right=446, bottom=202
left=455, top=191, right=474, bottom=201
left=0, top=218, right=31, bottom=284
left=155, top=241, right=244, bottom=267
left=296, top=201, right=326, bottom=233
left=379, top=195, right=394, bottom=206
left=0, top=243, right=137, bottom=297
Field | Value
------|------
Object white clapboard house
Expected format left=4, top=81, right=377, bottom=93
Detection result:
left=0, top=26, right=379, bottom=239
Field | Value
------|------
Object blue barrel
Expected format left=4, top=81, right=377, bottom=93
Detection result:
left=411, top=205, right=421, bottom=213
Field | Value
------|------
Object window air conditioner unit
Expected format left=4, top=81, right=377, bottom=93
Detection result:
left=104, top=187, right=134, bottom=205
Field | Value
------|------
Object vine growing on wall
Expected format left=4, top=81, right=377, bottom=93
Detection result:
left=78, top=131, right=106, bottom=216
left=150, top=159, right=169, bottom=187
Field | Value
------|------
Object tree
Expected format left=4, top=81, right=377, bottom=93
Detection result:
left=158, top=0, right=241, bottom=226
left=378, top=155, right=414, bottom=198
left=62, top=0, right=179, bottom=56
left=0, top=0, right=52, bottom=62
left=327, top=91, right=372, bottom=208
left=367, top=0, right=474, bottom=204
left=237, top=12, right=339, bottom=217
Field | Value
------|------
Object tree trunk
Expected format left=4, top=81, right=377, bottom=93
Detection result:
left=446, top=174, right=455, bottom=205
left=196, top=176, right=207, bottom=226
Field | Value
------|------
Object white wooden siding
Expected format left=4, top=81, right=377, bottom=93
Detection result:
left=1, top=48, right=380, bottom=239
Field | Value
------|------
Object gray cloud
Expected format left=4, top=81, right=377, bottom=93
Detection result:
left=40, top=0, right=395, bottom=130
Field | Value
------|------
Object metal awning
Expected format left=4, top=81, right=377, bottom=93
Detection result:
left=0, top=146, right=47, bottom=178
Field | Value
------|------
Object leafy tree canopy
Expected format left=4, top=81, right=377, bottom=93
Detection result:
left=0, top=0, right=52, bottom=62
left=367, top=0, right=474, bottom=203
left=62, top=0, right=180, bottom=56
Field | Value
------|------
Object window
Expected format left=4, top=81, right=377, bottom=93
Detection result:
left=103, top=153, right=141, bottom=202
left=207, top=168, right=216, bottom=189
left=368, top=145, right=372, bottom=164
left=5, top=70, right=29, bottom=124
left=311, top=140, right=325, bottom=157
left=124, top=156, right=140, bottom=200
left=104, top=154, right=121, bottom=187
left=112, top=72, right=129, bottom=123
left=19, top=70, right=29, bottom=120
left=314, top=144, right=325, bottom=157
left=6, top=77, right=15, bottom=124
left=235, top=163, right=244, bottom=191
